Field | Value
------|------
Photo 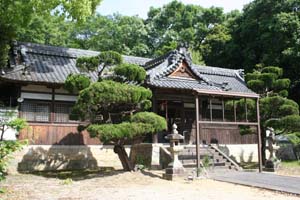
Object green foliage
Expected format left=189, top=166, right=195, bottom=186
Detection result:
left=247, top=80, right=264, bottom=94
left=73, top=80, right=152, bottom=121
left=6, top=118, right=28, bottom=133
left=225, top=98, right=256, bottom=122
left=64, top=74, right=91, bottom=93
left=246, top=66, right=290, bottom=97
left=0, top=0, right=101, bottom=68
left=202, top=155, right=211, bottom=168
left=287, top=132, right=300, bottom=146
left=259, top=95, right=300, bottom=136
left=88, top=122, right=152, bottom=142
left=16, top=15, right=76, bottom=47
left=76, top=56, right=100, bottom=71
left=227, top=0, right=300, bottom=101
left=60, top=178, right=73, bottom=185
left=135, top=155, right=150, bottom=168
left=114, top=64, right=146, bottom=83
left=0, top=140, right=27, bottom=181
left=88, top=112, right=166, bottom=143
left=70, top=14, right=149, bottom=56
left=267, top=115, right=300, bottom=133
left=131, top=112, right=167, bottom=133
left=200, top=24, right=232, bottom=67
left=239, top=125, right=255, bottom=136
left=261, top=67, right=283, bottom=77
left=98, top=51, right=123, bottom=66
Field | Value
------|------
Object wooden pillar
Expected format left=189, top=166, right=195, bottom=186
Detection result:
left=50, top=88, right=55, bottom=123
left=233, top=99, right=237, bottom=122
left=152, top=94, right=158, bottom=143
left=222, top=98, right=225, bottom=121
left=245, top=98, right=248, bottom=122
left=256, top=98, right=263, bottom=172
left=195, top=95, right=200, bottom=177
left=209, top=97, right=212, bottom=121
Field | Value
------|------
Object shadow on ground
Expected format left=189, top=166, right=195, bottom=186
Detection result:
left=27, top=168, right=125, bottom=181
left=27, top=168, right=163, bottom=181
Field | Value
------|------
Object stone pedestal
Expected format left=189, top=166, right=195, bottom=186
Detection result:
left=163, top=124, right=185, bottom=180
left=264, top=128, right=280, bottom=172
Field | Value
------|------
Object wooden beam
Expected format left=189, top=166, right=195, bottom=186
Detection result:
left=195, top=95, right=200, bottom=177
left=193, top=88, right=259, bottom=98
left=256, top=98, right=263, bottom=172
left=197, top=121, right=259, bottom=126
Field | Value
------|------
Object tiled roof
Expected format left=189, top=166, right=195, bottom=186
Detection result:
left=1, top=42, right=256, bottom=96
left=2, top=42, right=150, bottom=84
left=145, top=46, right=255, bottom=95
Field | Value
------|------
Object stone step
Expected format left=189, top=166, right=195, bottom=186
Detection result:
left=178, top=154, right=214, bottom=160
left=180, top=159, right=231, bottom=167
left=180, top=150, right=219, bottom=155
left=178, top=146, right=239, bottom=171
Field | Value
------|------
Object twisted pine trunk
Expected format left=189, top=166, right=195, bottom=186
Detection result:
left=113, top=144, right=133, bottom=171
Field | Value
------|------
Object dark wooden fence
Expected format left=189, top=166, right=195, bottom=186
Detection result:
left=19, top=123, right=101, bottom=145
left=200, top=124, right=257, bottom=144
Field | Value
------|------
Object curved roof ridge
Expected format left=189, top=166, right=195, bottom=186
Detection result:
left=144, top=50, right=175, bottom=69
left=15, top=41, right=151, bottom=64
left=194, top=64, right=242, bottom=77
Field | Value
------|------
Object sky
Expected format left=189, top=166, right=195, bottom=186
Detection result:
left=96, top=0, right=253, bottom=18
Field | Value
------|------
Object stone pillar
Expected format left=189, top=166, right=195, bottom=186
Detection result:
left=264, top=128, right=280, bottom=172
left=163, top=124, right=185, bottom=180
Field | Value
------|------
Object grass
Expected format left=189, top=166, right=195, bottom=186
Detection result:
left=0, top=187, right=7, bottom=194
left=60, top=178, right=73, bottom=185
left=281, top=160, right=300, bottom=168
left=239, top=162, right=258, bottom=169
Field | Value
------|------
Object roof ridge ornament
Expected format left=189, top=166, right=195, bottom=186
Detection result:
left=235, top=69, right=245, bottom=81
left=20, top=45, right=31, bottom=76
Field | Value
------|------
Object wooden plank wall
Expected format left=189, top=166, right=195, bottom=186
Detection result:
left=19, top=123, right=101, bottom=145
left=19, top=123, right=257, bottom=145
left=200, top=124, right=257, bottom=144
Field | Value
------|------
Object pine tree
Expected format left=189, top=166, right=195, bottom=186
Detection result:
left=245, top=65, right=300, bottom=162
left=64, top=51, right=167, bottom=171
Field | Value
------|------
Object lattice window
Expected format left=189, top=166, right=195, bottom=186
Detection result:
left=54, top=103, right=73, bottom=122
left=21, top=102, right=50, bottom=122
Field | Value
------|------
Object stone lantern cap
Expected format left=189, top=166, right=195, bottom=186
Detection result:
left=165, top=133, right=184, bottom=141
left=165, top=123, right=184, bottom=141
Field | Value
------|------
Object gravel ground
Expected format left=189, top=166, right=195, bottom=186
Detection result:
left=0, top=170, right=299, bottom=200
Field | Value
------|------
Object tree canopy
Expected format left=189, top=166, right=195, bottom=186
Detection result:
left=0, top=0, right=102, bottom=68
left=65, top=51, right=166, bottom=171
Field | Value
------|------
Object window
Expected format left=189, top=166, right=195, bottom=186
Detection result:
left=20, top=101, right=77, bottom=123
left=21, top=102, right=50, bottom=122
left=54, top=103, right=74, bottom=122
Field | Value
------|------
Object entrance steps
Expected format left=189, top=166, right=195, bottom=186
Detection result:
left=179, top=145, right=241, bottom=171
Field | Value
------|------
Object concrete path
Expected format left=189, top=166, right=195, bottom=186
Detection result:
left=211, top=171, right=300, bottom=195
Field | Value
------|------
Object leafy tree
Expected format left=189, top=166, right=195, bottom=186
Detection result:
left=16, top=15, right=76, bottom=47
left=145, top=1, right=227, bottom=57
left=69, top=14, right=150, bottom=56
left=200, top=24, right=232, bottom=67
left=245, top=66, right=300, bottom=162
left=228, top=0, right=300, bottom=101
left=0, top=110, right=28, bottom=181
left=65, top=51, right=167, bottom=171
left=0, top=0, right=102, bottom=69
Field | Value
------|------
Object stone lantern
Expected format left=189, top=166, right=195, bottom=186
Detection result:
left=265, top=128, right=280, bottom=171
left=163, top=123, right=185, bottom=180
